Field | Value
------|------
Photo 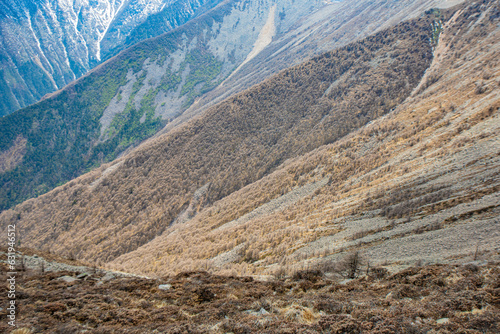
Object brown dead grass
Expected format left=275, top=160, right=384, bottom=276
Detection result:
left=0, top=261, right=498, bottom=333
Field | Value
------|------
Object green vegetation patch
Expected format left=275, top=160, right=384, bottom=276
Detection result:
left=179, top=48, right=223, bottom=107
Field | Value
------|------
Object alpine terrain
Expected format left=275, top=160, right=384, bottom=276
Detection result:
left=0, top=0, right=222, bottom=116
left=0, top=0, right=454, bottom=211
left=0, top=0, right=499, bottom=333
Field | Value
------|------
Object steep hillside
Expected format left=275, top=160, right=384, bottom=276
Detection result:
left=0, top=13, right=438, bottom=266
left=0, top=258, right=498, bottom=333
left=106, top=0, right=498, bottom=276
left=3, top=0, right=498, bottom=278
left=0, top=0, right=308, bottom=210
left=0, top=0, right=220, bottom=116
left=176, top=0, right=465, bottom=130
left=100, top=0, right=223, bottom=61
left=0, top=0, right=449, bottom=211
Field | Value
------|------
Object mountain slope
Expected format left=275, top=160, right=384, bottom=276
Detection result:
left=176, top=0, right=465, bottom=130
left=0, top=13, right=438, bottom=267
left=0, top=0, right=450, bottom=212
left=0, top=0, right=297, bottom=210
left=0, top=0, right=220, bottom=116
left=110, top=0, right=499, bottom=276
left=100, top=0, right=223, bottom=61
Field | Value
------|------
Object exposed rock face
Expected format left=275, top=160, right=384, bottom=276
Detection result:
left=0, top=0, right=220, bottom=116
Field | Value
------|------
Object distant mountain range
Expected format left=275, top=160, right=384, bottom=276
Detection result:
left=0, top=0, right=221, bottom=116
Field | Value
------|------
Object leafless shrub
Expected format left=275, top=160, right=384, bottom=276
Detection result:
left=337, top=252, right=363, bottom=279
left=474, top=242, right=480, bottom=261
left=292, top=269, right=323, bottom=282
left=313, top=296, right=343, bottom=314
left=482, top=71, right=492, bottom=80
left=380, top=188, right=451, bottom=219
left=462, top=263, right=479, bottom=272
left=273, top=266, right=287, bottom=280
left=350, top=229, right=371, bottom=240
left=19, top=255, right=26, bottom=272
left=475, top=81, right=487, bottom=94
left=369, top=267, right=389, bottom=279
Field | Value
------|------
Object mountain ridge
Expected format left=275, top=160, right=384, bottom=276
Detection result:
left=0, top=12, right=439, bottom=267
left=0, top=0, right=222, bottom=116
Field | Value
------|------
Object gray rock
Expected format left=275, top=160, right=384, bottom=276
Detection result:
left=159, top=284, right=172, bottom=290
left=339, top=279, right=353, bottom=285
left=256, top=308, right=270, bottom=316
left=57, top=276, right=78, bottom=283
left=101, top=273, right=116, bottom=281
left=77, top=273, right=89, bottom=279
left=245, top=308, right=270, bottom=316
left=436, top=318, right=450, bottom=324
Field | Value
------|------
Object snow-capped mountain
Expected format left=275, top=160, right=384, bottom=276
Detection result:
left=0, top=0, right=218, bottom=116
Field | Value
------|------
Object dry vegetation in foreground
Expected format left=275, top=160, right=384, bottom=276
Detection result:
left=0, top=256, right=498, bottom=333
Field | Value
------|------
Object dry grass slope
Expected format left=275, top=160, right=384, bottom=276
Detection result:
left=107, top=0, right=500, bottom=276
left=1, top=15, right=436, bottom=266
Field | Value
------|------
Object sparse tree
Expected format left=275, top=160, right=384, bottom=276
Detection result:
left=20, top=256, right=26, bottom=272
left=347, top=251, right=361, bottom=279
left=338, top=251, right=364, bottom=279
left=474, top=242, right=480, bottom=261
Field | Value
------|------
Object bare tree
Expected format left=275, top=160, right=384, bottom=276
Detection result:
left=347, top=252, right=360, bottom=279
left=20, top=256, right=26, bottom=272
left=337, top=251, right=364, bottom=279
left=474, top=242, right=480, bottom=261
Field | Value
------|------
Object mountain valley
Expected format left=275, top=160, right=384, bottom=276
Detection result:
left=0, top=0, right=499, bottom=332
left=0, top=0, right=457, bottom=212
left=1, top=0, right=498, bottom=275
